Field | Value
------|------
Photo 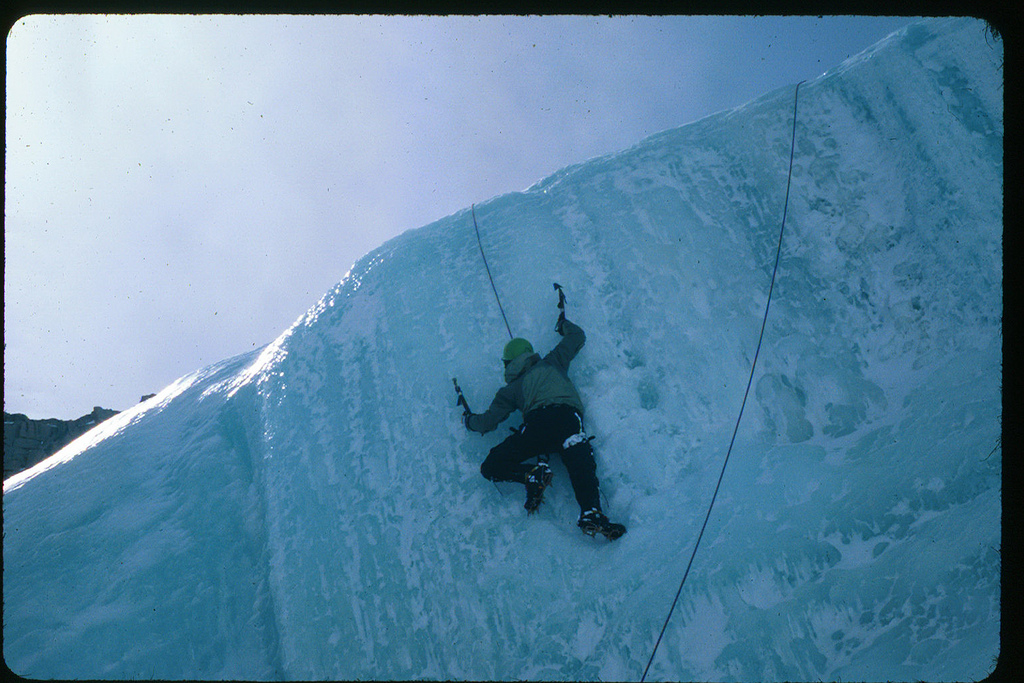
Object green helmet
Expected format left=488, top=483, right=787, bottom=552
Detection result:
left=502, top=337, right=534, bottom=362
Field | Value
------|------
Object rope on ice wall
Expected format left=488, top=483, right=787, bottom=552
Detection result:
left=471, top=203, right=514, bottom=340
left=640, top=79, right=806, bottom=682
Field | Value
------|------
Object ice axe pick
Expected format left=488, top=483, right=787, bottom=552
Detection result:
left=452, top=378, right=471, bottom=416
left=553, top=282, right=567, bottom=332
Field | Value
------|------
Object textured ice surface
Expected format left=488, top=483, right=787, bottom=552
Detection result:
left=4, top=17, right=1001, bottom=681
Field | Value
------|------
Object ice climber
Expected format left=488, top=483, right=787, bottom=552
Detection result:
left=462, top=309, right=626, bottom=540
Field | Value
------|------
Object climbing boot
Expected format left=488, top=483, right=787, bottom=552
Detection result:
left=578, top=508, right=626, bottom=540
left=524, top=462, right=553, bottom=514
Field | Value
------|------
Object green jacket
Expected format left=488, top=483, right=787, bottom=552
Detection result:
left=467, top=319, right=586, bottom=435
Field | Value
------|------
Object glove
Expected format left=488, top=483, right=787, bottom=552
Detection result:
left=464, top=411, right=475, bottom=431
left=555, top=311, right=566, bottom=335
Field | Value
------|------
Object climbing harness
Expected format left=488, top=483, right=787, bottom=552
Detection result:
left=471, top=204, right=514, bottom=340
left=640, top=80, right=806, bottom=682
left=562, top=409, right=588, bottom=450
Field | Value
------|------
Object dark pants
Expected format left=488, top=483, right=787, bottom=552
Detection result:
left=480, top=404, right=601, bottom=512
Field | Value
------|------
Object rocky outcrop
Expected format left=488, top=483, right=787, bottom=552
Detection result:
left=4, top=407, right=119, bottom=479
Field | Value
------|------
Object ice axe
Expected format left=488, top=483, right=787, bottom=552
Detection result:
left=452, top=377, right=471, bottom=416
left=553, top=282, right=567, bottom=333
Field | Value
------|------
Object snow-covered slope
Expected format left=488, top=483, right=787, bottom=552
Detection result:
left=3, top=17, right=1002, bottom=681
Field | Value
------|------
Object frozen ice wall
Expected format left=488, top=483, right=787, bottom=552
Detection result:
left=4, top=17, right=1002, bottom=681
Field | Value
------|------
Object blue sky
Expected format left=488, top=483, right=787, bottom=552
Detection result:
left=4, top=14, right=919, bottom=419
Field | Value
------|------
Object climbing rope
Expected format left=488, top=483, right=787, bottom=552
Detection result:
left=471, top=204, right=514, bottom=340
left=640, top=80, right=806, bottom=682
